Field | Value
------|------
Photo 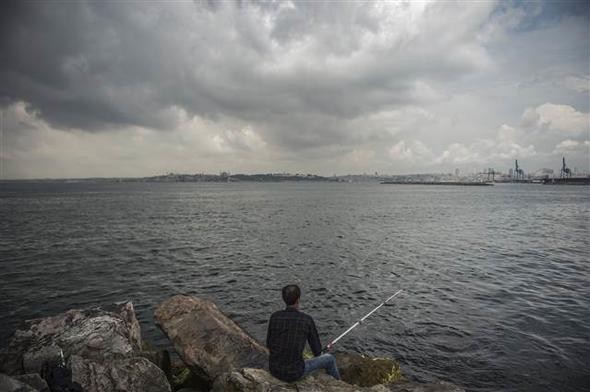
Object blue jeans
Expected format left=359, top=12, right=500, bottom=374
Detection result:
left=303, top=353, right=341, bottom=380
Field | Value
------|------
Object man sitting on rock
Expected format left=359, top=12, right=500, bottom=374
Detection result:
left=266, top=284, right=341, bottom=382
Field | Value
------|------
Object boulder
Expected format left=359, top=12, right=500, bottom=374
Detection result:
left=154, top=295, right=268, bottom=382
left=0, top=302, right=142, bottom=375
left=23, top=346, right=64, bottom=375
left=0, top=302, right=171, bottom=392
left=69, top=355, right=170, bottom=392
left=335, top=352, right=403, bottom=387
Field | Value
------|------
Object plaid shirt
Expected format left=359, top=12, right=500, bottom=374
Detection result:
left=266, top=306, right=322, bottom=382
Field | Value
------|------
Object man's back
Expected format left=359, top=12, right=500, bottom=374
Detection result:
left=266, top=307, right=321, bottom=382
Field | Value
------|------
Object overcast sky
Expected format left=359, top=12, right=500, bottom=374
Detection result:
left=1, top=0, right=588, bottom=179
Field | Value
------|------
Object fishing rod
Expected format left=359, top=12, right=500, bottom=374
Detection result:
left=324, top=289, right=403, bottom=351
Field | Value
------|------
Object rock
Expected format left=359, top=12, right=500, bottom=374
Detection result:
left=335, top=352, right=403, bottom=387
left=0, top=302, right=142, bottom=375
left=0, top=373, right=39, bottom=392
left=13, top=374, right=49, bottom=392
left=211, top=368, right=363, bottom=392
left=0, top=302, right=172, bottom=392
left=23, top=346, right=63, bottom=375
left=69, top=354, right=170, bottom=392
left=211, top=368, right=465, bottom=392
left=154, top=295, right=268, bottom=382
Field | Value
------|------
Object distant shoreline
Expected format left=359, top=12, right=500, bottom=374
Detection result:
left=2, top=172, right=589, bottom=184
left=381, top=181, right=493, bottom=186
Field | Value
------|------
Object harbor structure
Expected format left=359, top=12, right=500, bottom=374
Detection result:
left=513, top=160, right=525, bottom=181
left=560, top=157, right=571, bottom=179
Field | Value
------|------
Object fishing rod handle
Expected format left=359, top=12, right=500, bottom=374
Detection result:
left=321, top=343, right=335, bottom=354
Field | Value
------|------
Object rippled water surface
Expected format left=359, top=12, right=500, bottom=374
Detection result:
left=1, top=181, right=589, bottom=391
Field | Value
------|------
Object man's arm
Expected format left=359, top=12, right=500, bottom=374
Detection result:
left=308, top=317, right=322, bottom=357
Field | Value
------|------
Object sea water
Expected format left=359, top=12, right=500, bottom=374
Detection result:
left=1, top=181, right=588, bottom=391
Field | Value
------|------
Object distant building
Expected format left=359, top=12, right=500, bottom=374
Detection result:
left=455, top=168, right=460, bottom=177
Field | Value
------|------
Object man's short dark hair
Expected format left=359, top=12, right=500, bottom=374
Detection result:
left=282, top=284, right=301, bottom=306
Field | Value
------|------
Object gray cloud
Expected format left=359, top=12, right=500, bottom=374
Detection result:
left=0, top=2, right=492, bottom=129
left=1, top=0, right=589, bottom=178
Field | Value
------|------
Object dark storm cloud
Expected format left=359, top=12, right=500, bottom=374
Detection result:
left=0, top=1, right=489, bottom=139
left=0, top=1, right=201, bottom=130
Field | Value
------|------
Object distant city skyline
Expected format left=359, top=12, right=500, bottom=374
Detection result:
left=146, top=158, right=590, bottom=178
left=1, top=1, right=589, bottom=179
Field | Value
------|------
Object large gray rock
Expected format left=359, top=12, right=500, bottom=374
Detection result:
left=23, top=345, right=63, bottom=375
left=69, top=354, right=170, bottom=392
left=154, top=295, right=268, bottom=382
left=0, top=302, right=142, bottom=375
left=0, top=302, right=171, bottom=392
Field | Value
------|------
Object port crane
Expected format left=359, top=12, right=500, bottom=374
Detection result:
left=560, top=157, right=571, bottom=179
left=514, top=160, right=525, bottom=180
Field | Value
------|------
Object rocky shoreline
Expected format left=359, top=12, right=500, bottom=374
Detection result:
left=0, top=295, right=464, bottom=392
